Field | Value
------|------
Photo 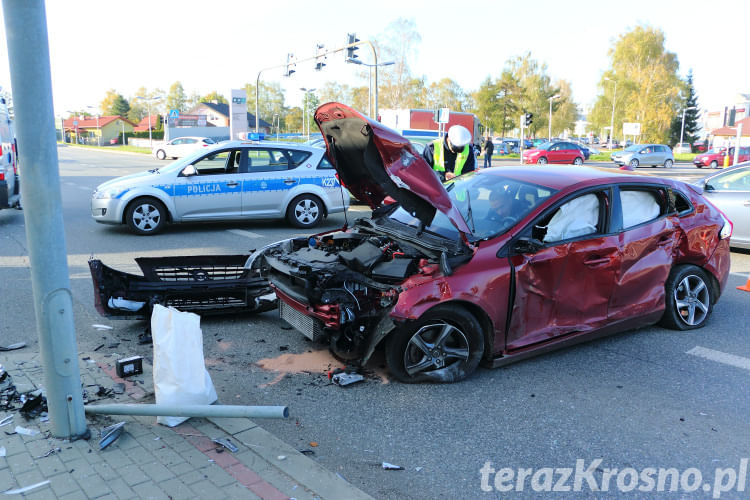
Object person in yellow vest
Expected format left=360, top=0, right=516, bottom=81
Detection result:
left=422, top=125, right=476, bottom=182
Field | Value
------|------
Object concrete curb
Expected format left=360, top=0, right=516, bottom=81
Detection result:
left=58, top=143, right=152, bottom=158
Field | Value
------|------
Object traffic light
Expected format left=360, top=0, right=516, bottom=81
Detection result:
left=346, top=33, right=360, bottom=63
left=524, top=112, right=533, bottom=127
left=284, top=53, right=295, bottom=77
left=314, top=44, right=326, bottom=71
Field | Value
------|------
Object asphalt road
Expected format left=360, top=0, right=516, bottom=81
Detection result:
left=2, top=147, right=750, bottom=499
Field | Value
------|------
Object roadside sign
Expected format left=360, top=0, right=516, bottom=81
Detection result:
left=623, top=122, right=641, bottom=135
left=438, top=108, right=450, bottom=124
left=169, top=109, right=179, bottom=119
left=73, top=120, right=78, bottom=126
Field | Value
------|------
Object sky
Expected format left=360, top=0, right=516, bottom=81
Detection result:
left=0, top=0, right=748, bottom=119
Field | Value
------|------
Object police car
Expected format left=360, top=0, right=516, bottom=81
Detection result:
left=91, top=141, right=349, bottom=235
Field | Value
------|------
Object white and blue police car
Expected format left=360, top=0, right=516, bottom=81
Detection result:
left=91, top=140, right=349, bottom=235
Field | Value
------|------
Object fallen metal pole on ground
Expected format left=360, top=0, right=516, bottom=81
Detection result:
left=84, top=404, right=289, bottom=419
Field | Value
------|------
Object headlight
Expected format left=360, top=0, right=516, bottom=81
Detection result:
left=93, top=187, right=126, bottom=199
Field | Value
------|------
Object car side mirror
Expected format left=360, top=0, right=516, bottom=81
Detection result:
left=513, top=237, right=544, bottom=254
left=704, top=183, right=715, bottom=192
left=181, top=165, right=197, bottom=177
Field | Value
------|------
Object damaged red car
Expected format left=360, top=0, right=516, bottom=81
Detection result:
left=256, top=103, right=731, bottom=383
left=90, top=103, right=732, bottom=384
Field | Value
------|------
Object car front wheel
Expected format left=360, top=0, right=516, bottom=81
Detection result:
left=659, top=265, right=713, bottom=330
left=573, top=157, right=583, bottom=165
left=536, top=157, right=548, bottom=165
left=630, top=159, right=639, bottom=168
left=385, top=305, right=484, bottom=383
left=155, top=149, right=166, bottom=160
left=664, top=159, right=673, bottom=168
left=710, top=160, right=718, bottom=168
left=287, top=194, right=323, bottom=228
left=125, top=198, right=167, bottom=235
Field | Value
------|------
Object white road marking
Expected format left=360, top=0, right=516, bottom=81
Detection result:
left=227, top=229, right=263, bottom=239
left=77, top=186, right=91, bottom=191
left=687, top=346, right=750, bottom=373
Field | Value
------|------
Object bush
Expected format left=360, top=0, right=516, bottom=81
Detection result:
left=126, top=130, right=164, bottom=140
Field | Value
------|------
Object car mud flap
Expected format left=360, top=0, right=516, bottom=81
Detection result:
left=88, top=255, right=276, bottom=319
left=359, top=311, right=396, bottom=366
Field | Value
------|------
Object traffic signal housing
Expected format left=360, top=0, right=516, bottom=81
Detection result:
left=524, top=112, right=533, bottom=127
left=346, top=33, right=360, bottom=63
left=284, top=53, right=295, bottom=77
left=314, top=44, right=326, bottom=71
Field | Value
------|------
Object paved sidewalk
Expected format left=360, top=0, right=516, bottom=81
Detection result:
left=0, top=350, right=374, bottom=500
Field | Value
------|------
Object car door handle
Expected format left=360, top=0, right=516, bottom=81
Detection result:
left=226, top=181, right=238, bottom=187
left=583, top=256, right=610, bottom=267
left=284, top=178, right=297, bottom=185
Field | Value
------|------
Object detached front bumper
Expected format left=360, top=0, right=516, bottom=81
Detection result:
left=91, top=197, right=126, bottom=224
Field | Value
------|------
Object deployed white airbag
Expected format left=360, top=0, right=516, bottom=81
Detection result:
left=543, top=194, right=599, bottom=243
left=621, top=190, right=660, bottom=228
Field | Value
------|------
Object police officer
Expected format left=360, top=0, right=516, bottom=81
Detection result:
left=422, top=125, right=476, bottom=181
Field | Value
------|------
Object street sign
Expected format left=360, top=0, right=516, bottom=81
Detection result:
left=623, top=122, right=641, bottom=135
left=72, top=120, right=78, bottom=126
left=169, top=109, right=179, bottom=119
left=231, top=97, right=246, bottom=104
left=438, top=108, right=450, bottom=124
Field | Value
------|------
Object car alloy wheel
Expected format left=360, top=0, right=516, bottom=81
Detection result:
left=664, top=159, right=673, bottom=168
left=710, top=160, right=718, bottom=168
left=385, top=305, right=484, bottom=383
left=126, top=198, right=166, bottom=235
left=156, top=149, right=166, bottom=160
left=573, top=157, right=583, bottom=165
left=287, top=194, right=322, bottom=228
left=630, top=159, right=639, bottom=168
left=659, top=265, right=713, bottom=330
left=536, top=157, right=548, bottom=165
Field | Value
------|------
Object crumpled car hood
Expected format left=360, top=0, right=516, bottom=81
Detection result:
left=314, top=102, right=471, bottom=235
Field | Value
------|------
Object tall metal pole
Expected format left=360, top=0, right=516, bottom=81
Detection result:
left=609, top=81, right=617, bottom=149
left=679, top=108, right=687, bottom=149
left=2, top=0, right=88, bottom=439
left=548, top=99, right=553, bottom=141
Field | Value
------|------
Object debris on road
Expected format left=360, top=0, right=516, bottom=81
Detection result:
left=14, top=426, right=39, bottom=436
left=19, top=391, right=47, bottom=418
left=331, top=371, right=364, bottom=387
left=381, top=462, right=404, bottom=470
left=212, top=438, right=238, bottom=453
left=99, top=421, right=126, bottom=450
left=0, top=415, right=12, bottom=427
left=0, top=342, right=26, bottom=352
left=3, top=480, right=51, bottom=495
left=92, top=324, right=113, bottom=331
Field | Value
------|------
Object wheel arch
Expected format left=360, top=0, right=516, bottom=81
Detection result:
left=120, top=192, right=174, bottom=224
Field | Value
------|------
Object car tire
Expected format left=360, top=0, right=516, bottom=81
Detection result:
left=573, top=157, right=583, bottom=165
left=385, top=304, right=484, bottom=383
left=155, top=149, right=166, bottom=160
left=286, top=194, right=323, bottom=228
left=664, top=159, right=673, bottom=168
left=536, top=157, right=548, bottom=165
left=659, top=265, right=714, bottom=331
left=125, top=198, right=167, bottom=236
left=710, top=160, right=718, bottom=168
left=629, top=159, right=639, bottom=168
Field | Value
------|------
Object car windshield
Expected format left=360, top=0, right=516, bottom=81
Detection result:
left=706, top=148, right=724, bottom=154
left=624, top=145, right=641, bottom=152
left=536, top=142, right=553, bottom=151
left=385, top=172, right=556, bottom=240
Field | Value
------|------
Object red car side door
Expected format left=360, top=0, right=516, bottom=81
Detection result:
left=505, top=189, right=620, bottom=350
left=547, top=143, right=562, bottom=163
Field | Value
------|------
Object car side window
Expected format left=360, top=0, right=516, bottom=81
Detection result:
left=247, top=149, right=290, bottom=172
left=171, top=139, right=183, bottom=145
left=190, top=150, right=241, bottom=175
left=620, top=189, right=663, bottom=228
left=317, top=155, right=334, bottom=169
left=529, top=192, right=605, bottom=244
left=668, top=189, right=693, bottom=215
left=283, top=149, right=312, bottom=168
left=708, top=170, right=750, bottom=191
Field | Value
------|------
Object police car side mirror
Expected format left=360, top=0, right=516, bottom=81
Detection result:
left=181, top=165, right=197, bottom=177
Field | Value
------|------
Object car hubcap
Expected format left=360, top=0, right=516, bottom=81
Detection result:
left=403, top=322, right=470, bottom=376
left=575, top=158, right=582, bottom=165
left=674, top=275, right=709, bottom=326
left=133, top=204, right=161, bottom=231
left=538, top=158, right=547, bottom=164
left=294, top=199, right=319, bottom=225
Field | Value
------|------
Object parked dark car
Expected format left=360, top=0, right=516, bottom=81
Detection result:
left=90, top=103, right=732, bottom=385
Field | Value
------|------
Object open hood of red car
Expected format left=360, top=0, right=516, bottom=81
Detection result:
left=314, top=102, right=471, bottom=235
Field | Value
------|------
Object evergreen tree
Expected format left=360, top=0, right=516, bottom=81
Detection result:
left=669, top=70, right=700, bottom=147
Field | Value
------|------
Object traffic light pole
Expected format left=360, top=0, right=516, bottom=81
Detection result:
left=254, top=40, right=379, bottom=134
left=2, top=0, right=88, bottom=439
left=519, top=115, right=524, bottom=165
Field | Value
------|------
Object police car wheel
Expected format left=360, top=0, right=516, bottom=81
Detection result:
left=156, top=149, right=166, bottom=160
left=287, top=194, right=323, bottom=228
left=126, top=198, right=166, bottom=235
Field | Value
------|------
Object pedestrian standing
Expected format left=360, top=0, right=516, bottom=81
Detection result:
left=483, top=136, right=494, bottom=168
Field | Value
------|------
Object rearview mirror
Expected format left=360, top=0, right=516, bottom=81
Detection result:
left=704, top=183, right=715, bottom=192
left=513, top=237, right=544, bottom=254
left=181, top=165, right=197, bottom=177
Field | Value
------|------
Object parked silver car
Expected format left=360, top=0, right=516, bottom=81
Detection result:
left=153, top=136, right=216, bottom=160
left=611, top=144, right=674, bottom=169
left=92, top=141, right=349, bottom=235
left=694, top=163, right=750, bottom=249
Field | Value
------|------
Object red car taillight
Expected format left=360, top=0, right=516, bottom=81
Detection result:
left=0, top=171, right=4, bottom=181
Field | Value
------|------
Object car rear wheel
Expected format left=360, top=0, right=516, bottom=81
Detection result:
left=155, top=149, right=166, bottom=160
left=659, top=265, right=714, bottom=330
left=664, top=159, right=673, bottom=168
left=629, top=159, right=639, bottom=168
left=536, top=157, right=548, bottom=165
left=125, top=198, right=167, bottom=235
left=573, top=157, right=583, bottom=165
left=385, top=305, right=484, bottom=383
left=286, top=194, right=323, bottom=228
left=710, top=160, right=718, bottom=168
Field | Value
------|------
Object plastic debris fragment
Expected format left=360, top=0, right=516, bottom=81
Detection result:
left=3, top=480, right=51, bottom=495
left=212, top=438, right=238, bottom=453
left=382, top=462, right=404, bottom=470
left=99, top=421, right=125, bottom=450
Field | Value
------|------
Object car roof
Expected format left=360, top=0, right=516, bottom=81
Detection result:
left=203, top=140, right=320, bottom=153
left=478, top=165, right=667, bottom=190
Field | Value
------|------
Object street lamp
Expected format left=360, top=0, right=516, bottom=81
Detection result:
left=604, top=77, right=617, bottom=149
left=86, top=106, right=100, bottom=146
left=300, top=87, right=316, bottom=140
left=348, top=60, right=395, bottom=117
left=679, top=106, right=697, bottom=149
left=135, top=95, right=163, bottom=147
left=548, top=94, right=560, bottom=141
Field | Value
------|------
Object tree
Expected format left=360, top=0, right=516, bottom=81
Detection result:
left=589, top=26, right=682, bottom=144
left=301, top=92, right=320, bottom=134
left=376, top=18, right=423, bottom=109
left=100, top=89, right=130, bottom=117
left=505, top=53, right=559, bottom=139
left=472, top=71, right=523, bottom=138
left=165, top=81, right=187, bottom=113
left=550, top=79, right=578, bottom=137
left=244, top=82, right=286, bottom=128
left=199, top=91, right=227, bottom=104
left=127, top=87, right=165, bottom=122
left=425, top=78, right=467, bottom=111
left=668, top=70, right=700, bottom=146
